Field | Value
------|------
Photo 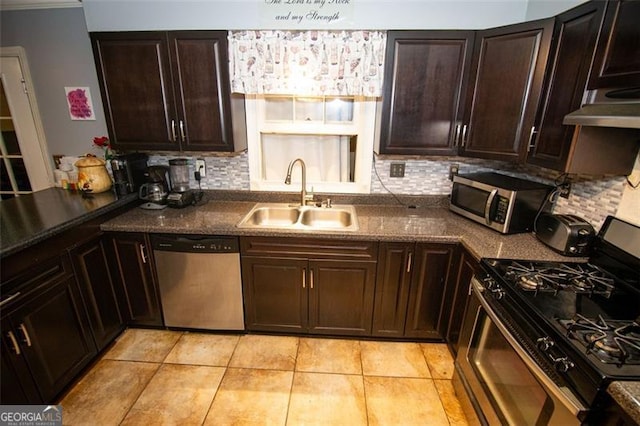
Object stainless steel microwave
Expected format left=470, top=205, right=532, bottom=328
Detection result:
left=450, top=172, right=553, bottom=234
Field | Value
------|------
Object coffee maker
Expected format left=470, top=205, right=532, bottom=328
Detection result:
left=139, top=165, right=171, bottom=210
left=110, top=153, right=148, bottom=195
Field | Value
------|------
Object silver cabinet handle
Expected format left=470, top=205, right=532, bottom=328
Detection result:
left=171, top=119, right=177, bottom=142
left=454, top=124, right=461, bottom=147
left=0, top=292, right=21, bottom=308
left=406, top=252, right=413, bottom=273
left=310, top=269, right=314, bottom=289
left=302, top=268, right=306, bottom=289
left=7, top=331, right=20, bottom=355
left=527, top=126, right=538, bottom=151
left=461, top=124, right=468, bottom=146
left=18, top=324, right=31, bottom=347
left=139, top=244, right=147, bottom=264
left=179, top=120, right=186, bottom=141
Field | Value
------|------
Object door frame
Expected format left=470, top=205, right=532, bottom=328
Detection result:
left=1, top=46, right=53, bottom=193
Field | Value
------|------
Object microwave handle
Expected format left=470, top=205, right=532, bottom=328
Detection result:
left=485, top=189, right=498, bottom=225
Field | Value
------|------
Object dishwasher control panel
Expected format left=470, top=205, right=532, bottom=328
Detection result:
left=150, top=235, right=239, bottom=253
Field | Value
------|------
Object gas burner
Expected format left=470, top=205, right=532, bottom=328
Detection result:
left=501, top=261, right=616, bottom=296
left=560, top=264, right=615, bottom=297
left=587, top=333, right=623, bottom=358
left=504, top=262, right=565, bottom=292
left=561, top=315, right=640, bottom=365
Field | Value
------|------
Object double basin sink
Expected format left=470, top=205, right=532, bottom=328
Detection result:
left=237, top=203, right=359, bottom=232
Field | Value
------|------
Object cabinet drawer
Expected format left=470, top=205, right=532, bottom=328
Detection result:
left=240, top=237, right=378, bottom=260
left=1, top=254, right=73, bottom=306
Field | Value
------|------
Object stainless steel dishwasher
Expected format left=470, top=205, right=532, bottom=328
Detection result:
left=150, top=234, right=244, bottom=330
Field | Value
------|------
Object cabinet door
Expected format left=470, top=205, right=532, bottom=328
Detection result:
left=379, top=31, right=475, bottom=155
left=461, top=19, right=553, bottom=163
left=588, top=0, right=640, bottom=89
left=404, top=243, right=456, bottom=339
left=1, top=319, right=42, bottom=404
left=372, top=242, right=413, bottom=337
left=242, top=257, right=308, bottom=333
left=527, top=1, right=605, bottom=171
left=91, top=32, right=177, bottom=151
left=71, top=235, right=125, bottom=351
left=170, top=31, right=235, bottom=151
left=108, top=233, right=163, bottom=327
left=12, top=276, right=97, bottom=402
left=308, top=259, right=376, bottom=336
left=446, top=248, right=478, bottom=356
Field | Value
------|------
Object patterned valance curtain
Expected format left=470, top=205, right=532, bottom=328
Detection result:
left=228, top=30, right=386, bottom=97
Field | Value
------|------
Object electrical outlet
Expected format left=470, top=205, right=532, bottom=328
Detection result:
left=390, top=163, right=405, bottom=178
left=449, top=164, right=459, bottom=181
left=195, top=159, right=206, bottom=178
left=559, top=182, right=571, bottom=198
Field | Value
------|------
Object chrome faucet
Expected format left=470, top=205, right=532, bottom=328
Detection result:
left=285, top=158, right=309, bottom=206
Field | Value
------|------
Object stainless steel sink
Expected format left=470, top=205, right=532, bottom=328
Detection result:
left=299, top=208, right=355, bottom=229
left=240, top=205, right=299, bottom=227
left=237, top=203, right=359, bottom=232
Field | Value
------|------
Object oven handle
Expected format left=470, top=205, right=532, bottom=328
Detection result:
left=470, top=277, right=587, bottom=417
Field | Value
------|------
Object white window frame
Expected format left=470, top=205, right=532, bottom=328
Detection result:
left=245, top=95, right=376, bottom=194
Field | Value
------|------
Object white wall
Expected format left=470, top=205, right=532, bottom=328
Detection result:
left=0, top=7, right=109, bottom=157
left=82, top=0, right=529, bottom=32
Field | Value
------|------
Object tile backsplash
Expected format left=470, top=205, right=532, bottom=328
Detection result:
left=148, top=153, right=626, bottom=230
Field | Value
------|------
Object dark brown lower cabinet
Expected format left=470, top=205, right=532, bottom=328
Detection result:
left=1, top=255, right=97, bottom=404
left=372, top=242, right=457, bottom=339
left=445, top=247, right=478, bottom=355
left=71, top=235, right=125, bottom=350
left=107, top=232, right=163, bottom=327
left=241, top=237, right=377, bottom=336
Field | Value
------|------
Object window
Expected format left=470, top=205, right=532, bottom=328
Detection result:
left=246, top=95, right=376, bottom=194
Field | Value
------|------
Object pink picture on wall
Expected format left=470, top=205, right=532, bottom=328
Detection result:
left=65, top=87, right=95, bottom=120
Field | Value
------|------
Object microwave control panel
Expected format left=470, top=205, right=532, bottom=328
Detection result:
left=492, top=196, right=509, bottom=224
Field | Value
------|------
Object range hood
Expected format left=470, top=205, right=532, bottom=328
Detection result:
left=563, top=103, right=640, bottom=129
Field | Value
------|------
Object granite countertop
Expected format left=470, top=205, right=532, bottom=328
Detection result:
left=100, top=193, right=575, bottom=262
left=608, top=382, right=640, bottom=424
left=0, top=187, right=137, bottom=258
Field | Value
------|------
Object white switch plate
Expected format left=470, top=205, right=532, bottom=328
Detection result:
left=195, top=159, right=206, bottom=177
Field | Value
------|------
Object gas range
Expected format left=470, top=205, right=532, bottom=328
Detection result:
left=478, top=216, right=640, bottom=409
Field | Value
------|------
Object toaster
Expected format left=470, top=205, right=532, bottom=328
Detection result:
left=535, top=213, right=595, bottom=256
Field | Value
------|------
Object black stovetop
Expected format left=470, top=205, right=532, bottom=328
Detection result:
left=482, top=257, right=640, bottom=378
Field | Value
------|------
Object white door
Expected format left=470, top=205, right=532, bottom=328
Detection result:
left=0, top=47, right=52, bottom=199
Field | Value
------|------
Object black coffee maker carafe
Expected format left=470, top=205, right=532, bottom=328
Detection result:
left=139, top=165, right=171, bottom=210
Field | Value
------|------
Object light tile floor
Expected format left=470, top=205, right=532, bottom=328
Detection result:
left=60, top=329, right=468, bottom=426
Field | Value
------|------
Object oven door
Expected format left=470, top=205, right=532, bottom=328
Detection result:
left=456, top=277, right=586, bottom=425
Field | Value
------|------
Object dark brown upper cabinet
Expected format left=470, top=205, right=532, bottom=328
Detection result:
left=588, top=0, right=640, bottom=89
left=379, top=31, right=475, bottom=155
left=460, top=18, right=554, bottom=163
left=527, top=1, right=606, bottom=171
left=91, top=31, right=236, bottom=152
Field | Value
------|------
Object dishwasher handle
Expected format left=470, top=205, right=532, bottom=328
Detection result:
left=150, top=234, right=239, bottom=253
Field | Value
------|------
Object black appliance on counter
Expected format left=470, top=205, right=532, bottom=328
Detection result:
left=110, top=153, right=148, bottom=195
left=455, top=216, right=640, bottom=425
